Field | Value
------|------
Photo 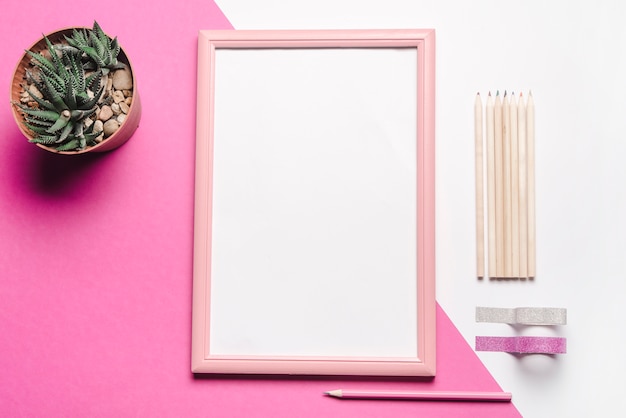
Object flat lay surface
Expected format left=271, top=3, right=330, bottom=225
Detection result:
left=1, top=1, right=624, bottom=417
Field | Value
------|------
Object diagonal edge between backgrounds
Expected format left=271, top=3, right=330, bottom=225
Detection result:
left=436, top=303, right=522, bottom=417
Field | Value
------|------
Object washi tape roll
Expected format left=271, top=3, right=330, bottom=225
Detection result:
left=475, top=336, right=567, bottom=354
left=475, top=307, right=567, bottom=325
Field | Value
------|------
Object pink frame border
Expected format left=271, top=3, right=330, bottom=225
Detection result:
left=192, top=29, right=436, bottom=376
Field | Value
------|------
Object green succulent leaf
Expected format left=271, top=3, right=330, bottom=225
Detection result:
left=43, top=36, right=63, bottom=70
left=92, top=22, right=105, bottom=40
left=90, top=30, right=106, bottom=59
left=17, top=106, right=61, bottom=122
left=24, top=123, right=53, bottom=135
left=71, top=123, right=88, bottom=149
left=64, top=74, right=77, bottom=110
left=25, top=89, right=56, bottom=111
left=54, top=139, right=80, bottom=152
left=84, top=46, right=105, bottom=68
left=77, top=85, right=104, bottom=111
left=25, top=50, right=56, bottom=75
left=93, top=22, right=112, bottom=49
left=70, top=108, right=97, bottom=121
left=29, top=134, right=60, bottom=145
left=64, top=29, right=89, bottom=49
left=46, top=110, right=71, bottom=133
left=111, top=37, right=121, bottom=61
left=75, top=91, right=90, bottom=104
left=23, top=116, right=54, bottom=128
left=39, top=70, right=64, bottom=96
left=85, top=70, right=102, bottom=91
left=66, top=51, right=85, bottom=92
left=56, top=120, right=75, bottom=143
left=54, top=43, right=81, bottom=56
left=84, top=129, right=102, bottom=143
left=41, top=74, right=67, bottom=111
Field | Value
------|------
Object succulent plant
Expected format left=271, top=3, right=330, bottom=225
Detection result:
left=64, top=21, right=126, bottom=74
left=13, top=22, right=131, bottom=152
left=15, top=36, right=105, bottom=151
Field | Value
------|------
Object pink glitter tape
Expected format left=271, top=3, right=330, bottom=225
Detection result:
left=475, top=336, right=567, bottom=354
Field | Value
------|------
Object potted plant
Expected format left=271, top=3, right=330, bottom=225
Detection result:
left=10, top=21, right=141, bottom=154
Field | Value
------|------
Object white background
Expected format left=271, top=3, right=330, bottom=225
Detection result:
left=210, top=48, right=418, bottom=358
left=215, top=1, right=626, bottom=417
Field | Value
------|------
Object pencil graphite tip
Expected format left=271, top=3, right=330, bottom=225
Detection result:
left=496, top=90, right=500, bottom=96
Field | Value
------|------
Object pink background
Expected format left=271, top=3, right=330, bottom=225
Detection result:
left=0, top=1, right=520, bottom=416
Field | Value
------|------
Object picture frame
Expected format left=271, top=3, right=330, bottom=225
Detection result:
left=192, top=29, right=436, bottom=376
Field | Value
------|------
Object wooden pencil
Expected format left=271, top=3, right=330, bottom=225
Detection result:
left=494, top=92, right=504, bottom=278
left=475, top=93, right=485, bottom=279
left=502, top=92, right=512, bottom=278
left=527, top=91, right=536, bottom=278
left=486, top=92, right=496, bottom=278
left=325, top=389, right=512, bottom=402
left=509, top=93, right=520, bottom=278
left=518, top=92, right=528, bottom=278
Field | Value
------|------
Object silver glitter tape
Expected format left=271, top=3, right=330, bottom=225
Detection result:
left=475, top=307, right=567, bottom=325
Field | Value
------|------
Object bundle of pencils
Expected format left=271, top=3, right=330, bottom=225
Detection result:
left=475, top=91, right=535, bottom=279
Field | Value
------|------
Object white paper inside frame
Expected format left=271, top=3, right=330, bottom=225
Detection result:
left=209, top=47, right=418, bottom=357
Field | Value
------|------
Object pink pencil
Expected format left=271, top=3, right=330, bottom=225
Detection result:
left=325, top=389, right=512, bottom=402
